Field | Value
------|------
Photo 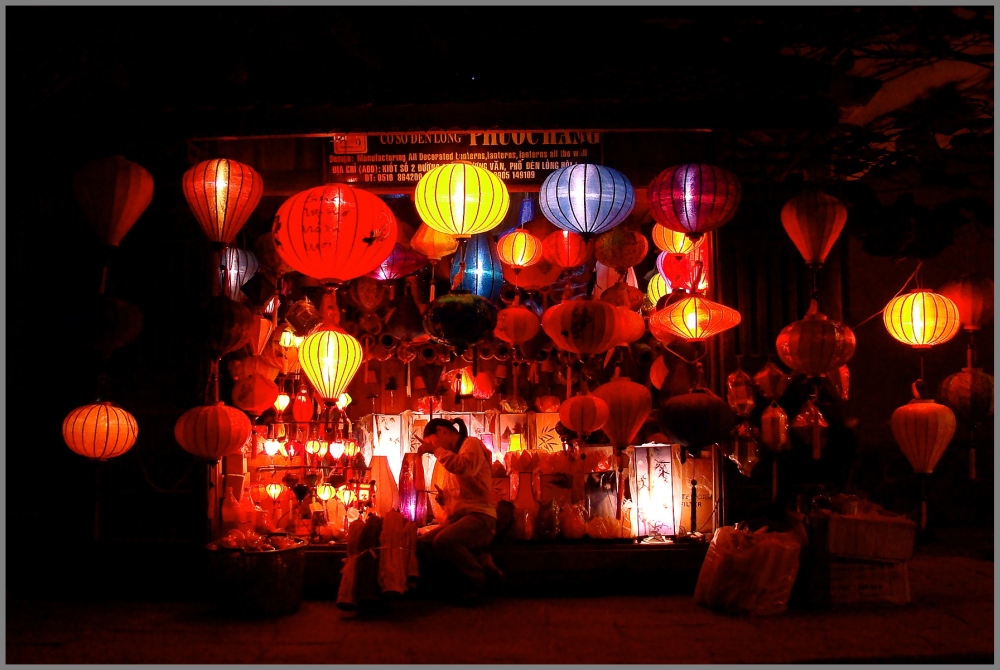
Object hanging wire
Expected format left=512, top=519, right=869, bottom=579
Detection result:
left=849, top=260, right=924, bottom=330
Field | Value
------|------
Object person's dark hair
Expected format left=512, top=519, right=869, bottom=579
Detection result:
left=423, top=417, right=469, bottom=444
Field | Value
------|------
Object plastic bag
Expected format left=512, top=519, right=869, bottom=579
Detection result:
left=694, top=525, right=803, bottom=616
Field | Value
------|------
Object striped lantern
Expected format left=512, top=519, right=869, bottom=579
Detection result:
left=541, top=297, right=619, bottom=355
left=174, top=402, right=252, bottom=461
left=649, top=295, right=741, bottom=341
left=272, top=184, right=398, bottom=284
left=249, top=315, right=274, bottom=357
left=182, top=158, right=264, bottom=246
left=594, top=227, right=649, bottom=273
left=368, top=243, right=426, bottom=281
left=651, top=224, right=698, bottom=255
left=645, top=274, right=671, bottom=309
left=883, top=289, right=961, bottom=349
left=592, top=375, right=652, bottom=450
left=594, top=262, right=638, bottom=298
left=497, top=230, right=543, bottom=269
left=414, top=163, right=510, bottom=238
left=938, top=368, right=994, bottom=426
left=780, top=191, right=849, bottom=269
left=559, top=394, right=610, bottom=438
left=451, top=232, right=504, bottom=302
left=538, top=164, right=635, bottom=238
left=938, top=273, right=994, bottom=332
left=648, top=163, right=741, bottom=239
left=656, top=251, right=692, bottom=291
left=542, top=230, right=591, bottom=268
left=891, top=397, right=956, bottom=474
left=410, top=222, right=459, bottom=261
left=72, top=155, right=154, bottom=248
left=775, top=300, right=856, bottom=377
left=495, top=303, right=541, bottom=345
left=299, top=326, right=364, bottom=402
left=219, top=247, right=259, bottom=300
left=62, top=402, right=139, bottom=460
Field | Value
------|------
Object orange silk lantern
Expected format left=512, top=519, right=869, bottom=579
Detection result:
left=647, top=163, right=741, bottom=239
left=649, top=295, right=741, bottom=341
left=883, top=289, right=961, bottom=349
left=775, top=299, right=856, bottom=377
left=62, top=402, right=139, bottom=460
left=594, top=227, right=649, bottom=273
left=592, top=374, right=652, bottom=450
left=410, top=222, right=459, bottom=261
left=72, top=155, right=154, bottom=248
left=938, top=273, right=994, bottom=332
left=473, top=371, right=496, bottom=400
left=250, top=315, right=275, bottom=357
left=495, top=303, right=541, bottom=345
left=651, top=224, right=698, bottom=255
left=612, top=306, right=646, bottom=346
left=299, top=326, right=364, bottom=402
left=174, top=402, right=253, bottom=461
left=182, top=158, right=264, bottom=246
left=272, top=184, right=398, bottom=284
left=601, top=281, right=645, bottom=311
left=891, top=395, right=956, bottom=474
left=497, top=230, right=543, bottom=269
left=780, top=191, right=848, bottom=269
left=542, top=297, right=619, bottom=355
left=452, top=367, right=476, bottom=396
left=542, top=230, right=591, bottom=268
left=535, top=395, right=561, bottom=413
left=559, top=394, right=610, bottom=438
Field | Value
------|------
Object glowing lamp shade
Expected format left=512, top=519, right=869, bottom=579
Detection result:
left=336, top=392, right=352, bottom=410
left=304, top=439, right=326, bottom=455
left=646, top=273, right=671, bottom=306
left=450, top=233, right=504, bottom=302
left=263, top=438, right=283, bottom=457
left=651, top=224, right=698, bottom=255
left=541, top=297, right=619, bottom=355
left=274, top=394, right=291, bottom=413
left=883, top=289, right=961, bottom=349
left=72, top=155, right=154, bottom=248
left=538, top=164, right=635, bottom=238
left=494, top=303, right=541, bottom=345
left=265, top=483, right=285, bottom=501
left=780, top=190, right=848, bottom=269
left=219, top=247, right=259, bottom=300
left=497, top=230, right=543, bottom=269
left=647, top=163, right=741, bottom=239
left=542, top=230, right=591, bottom=268
left=938, top=273, right=994, bottom=332
left=410, top=222, right=459, bottom=261
left=62, top=402, right=139, bottom=460
left=299, top=327, right=364, bottom=401
left=891, top=398, right=956, bottom=474
left=508, top=434, right=526, bottom=453
left=174, top=402, right=253, bottom=461
left=316, top=483, right=336, bottom=501
left=650, top=295, right=741, bottom=341
left=453, top=367, right=476, bottom=396
left=414, top=163, right=510, bottom=238
left=182, top=159, right=264, bottom=246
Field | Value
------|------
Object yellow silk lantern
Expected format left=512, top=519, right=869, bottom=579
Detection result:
left=316, top=483, right=336, bottom=501
left=883, top=289, right=961, bottom=349
left=273, top=393, right=291, bottom=413
left=265, top=483, right=285, bottom=501
left=305, top=439, right=326, bottom=455
left=336, top=393, right=352, bottom=410
left=646, top=273, right=670, bottom=306
left=650, top=295, right=741, bottom=341
left=414, top=163, right=510, bottom=238
left=652, top=224, right=698, bottom=255
left=453, top=367, right=476, bottom=396
left=299, top=326, right=363, bottom=402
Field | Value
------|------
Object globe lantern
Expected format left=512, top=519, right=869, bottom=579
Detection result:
left=611, top=306, right=646, bottom=346
left=538, top=164, right=635, bottom=239
left=541, top=296, right=618, bottom=355
left=651, top=224, right=698, bottom=255
left=497, top=230, right=543, bottom=270
left=450, top=233, right=504, bottom=303
left=414, top=162, right=510, bottom=238
left=542, top=230, right=591, bottom=268
left=883, top=289, right=961, bottom=349
left=182, top=158, right=264, bottom=246
left=647, top=163, right=741, bottom=240
left=219, top=247, right=259, bottom=300
left=72, top=155, right=154, bottom=248
left=645, top=274, right=671, bottom=308
left=62, top=402, right=139, bottom=460
left=299, top=326, right=364, bottom=403
left=775, top=300, right=856, bottom=377
left=938, top=273, right=994, bottom=332
left=601, top=281, right=646, bottom=311
left=594, top=227, right=648, bottom=273
left=174, top=402, right=253, bottom=462
left=780, top=190, right=849, bottom=269
left=559, top=394, right=610, bottom=439
left=423, top=291, right=499, bottom=355
left=649, top=295, right=741, bottom=341
left=495, top=303, right=541, bottom=345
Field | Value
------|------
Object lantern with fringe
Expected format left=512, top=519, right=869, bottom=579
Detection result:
left=411, top=222, right=459, bottom=261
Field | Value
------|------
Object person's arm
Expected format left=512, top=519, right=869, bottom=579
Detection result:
left=434, top=440, right=484, bottom=476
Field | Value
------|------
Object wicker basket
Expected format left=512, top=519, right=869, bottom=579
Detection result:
left=207, top=534, right=308, bottom=617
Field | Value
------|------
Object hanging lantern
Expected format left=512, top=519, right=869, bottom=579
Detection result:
left=72, top=155, right=154, bottom=248
left=250, top=316, right=274, bottom=357
left=938, top=273, right=994, bottom=332
left=273, top=184, right=398, bottom=283
left=368, top=243, right=426, bottom=281
left=651, top=224, right=699, bottom=255
left=285, top=298, right=324, bottom=336
left=535, top=395, right=561, bottom=413
left=202, top=296, right=254, bottom=359
left=411, top=222, right=459, bottom=261
left=825, top=364, right=851, bottom=402
left=611, top=306, right=646, bottom=346
left=760, top=401, right=791, bottom=452
left=649, top=295, right=741, bottom=342
left=182, top=158, right=264, bottom=246
left=274, top=394, right=291, bottom=413
left=349, top=276, right=387, bottom=312
left=370, top=455, right=401, bottom=518
left=883, top=289, right=961, bottom=349
left=263, top=328, right=301, bottom=376
left=726, top=368, right=756, bottom=418
left=938, top=368, right=994, bottom=426
left=891, top=392, right=956, bottom=474
left=291, top=387, right=315, bottom=423
left=776, top=299, right=856, bottom=377
left=336, top=392, right=352, bottom=410
left=253, top=231, right=295, bottom=277
left=229, top=354, right=280, bottom=383
left=473, top=371, right=496, bottom=400
left=538, top=164, right=635, bottom=238
left=542, top=296, right=618, bottom=355
left=414, top=162, right=510, bottom=238
left=495, top=303, right=542, bottom=346
left=601, top=281, right=645, bottom=311
left=594, top=227, right=649, bottom=273
left=645, top=274, right=671, bottom=309
left=656, top=252, right=693, bottom=292
left=791, top=399, right=829, bottom=460
left=497, top=230, right=543, bottom=269
left=647, top=163, right=741, bottom=239
left=452, top=367, right=476, bottom=397
left=382, top=281, right=425, bottom=344
left=592, top=374, right=653, bottom=450
left=559, top=394, right=610, bottom=438
left=659, top=388, right=735, bottom=457
left=780, top=190, right=848, bottom=269
left=754, top=361, right=792, bottom=401
left=231, top=374, right=280, bottom=417
left=649, top=356, right=669, bottom=390
left=725, top=422, right=761, bottom=477
left=62, top=402, right=139, bottom=460
left=423, top=291, right=499, bottom=354
left=219, top=247, right=259, bottom=300
left=450, top=233, right=504, bottom=302
left=542, top=230, right=591, bottom=268
left=299, top=326, right=364, bottom=402
left=174, top=402, right=253, bottom=461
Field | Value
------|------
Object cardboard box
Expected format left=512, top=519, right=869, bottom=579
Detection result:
left=809, top=557, right=911, bottom=607
left=810, top=511, right=916, bottom=563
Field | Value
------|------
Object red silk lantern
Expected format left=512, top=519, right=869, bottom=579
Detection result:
left=272, top=184, right=398, bottom=284
left=775, top=299, right=856, bottom=377
left=938, top=368, right=994, bottom=426
left=495, top=303, right=541, bottom=345
left=649, top=295, right=741, bottom=342
left=559, top=394, right=610, bottom=438
left=174, top=402, right=252, bottom=461
left=473, top=371, right=496, bottom=400
left=649, top=356, right=669, bottom=390
left=299, top=325, right=364, bottom=402
left=938, top=273, right=994, bottom=332
left=62, top=402, right=139, bottom=460
left=368, top=243, right=426, bottom=281
left=612, top=306, right=646, bottom=346
left=497, top=230, right=543, bottom=269
left=535, top=395, right=561, bottom=413
left=542, top=297, right=619, bottom=355
left=182, top=159, right=264, bottom=246
left=231, top=373, right=280, bottom=417
left=651, top=224, right=698, bottom=255
left=592, top=375, right=652, bottom=450
left=594, top=227, right=649, bottom=273
left=883, top=289, right=961, bottom=349
left=542, top=230, right=591, bottom=268
left=656, top=251, right=694, bottom=291
left=891, top=396, right=956, bottom=474
left=648, top=163, right=741, bottom=239
left=249, top=316, right=274, bottom=357
left=291, top=387, right=315, bottom=423
left=780, top=191, right=848, bottom=269
left=410, top=222, right=459, bottom=261
left=601, top=281, right=645, bottom=311
left=72, top=155, right=154, bottom=247
left=659, top=387, right=735, bottom=456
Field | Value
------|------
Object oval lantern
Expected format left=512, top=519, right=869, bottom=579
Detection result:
left=451, top=232, right=504, bottom=302
left=542, top=297, right=618, bottom=355
left=602, top=281, right=646, bottom=311
left=411, top=222, right=459, bottom=261
left=497, top=229, right=543, bottom=269
left=648, top=163, right=741, bottom=239
left=542, top=230, right=591, bottom=268
left=659, top=388, right=735, bottom=456
left=62, top=402, right=139, bottom=460
left=291, top=387, right=315, bottom=423
left=414, top=162, right=510, bottom=238
left=368, top=243, right=426, bottom=281
left=253, top=231, right=295, bottom=276
left=538, top=164, right=635, bottom=238
left=645, top=274, right=671, bottom=309
left=612, top=306, right=646, bottom=346
left=775, top=299, right=856, bottom=377
left=219, top=247, right=259, bottom=300
left=649, top=295, right=741, bottom=341
left=299, top=326, right=364, bottom=403
left=594, top=227, right=649, bottom=273
left=495, top=303, right=541, bottom=345
left=273, top=183, right=398, bottom=284
left=559, top=394, right=610, bottom=438
left=938, top=273, right=994, bottom=332
left=592, top=375, right=652, bottom=450
left=891, top=396, right=956, bottom=474
left=202, top=296, right=254, bottom=359
left=231, top=373, right=280, bottom=417
left=182, top=158, right=264, bottom=246
left=174, top=402, right=252, bottom=461
left=883, top=289, right=961, bottom=349
left=780, top=190, right=848, bottom=269
left=938, top=368, right=994, bottom=426
left=651, top=224, right=698, bottom=255
left=423, top=291, right=499, bottom=354
left=72, top=155, right=154, bottom=248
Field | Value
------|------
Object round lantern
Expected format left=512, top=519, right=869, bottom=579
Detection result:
left=253, top=231, right=295, bottom=276
left=649, top=295, right=741, bottom=341
left=559, top=394, right=610, bottom=438
left=648, top=163, right=741, bottom=239
left=938, top=368, right=994, bottom=426
left=592, top=375, right=652, bottom=450
left=367, top=243, right=426, bottom=281
left=938, top=273, right=994, bottom=332
left=497, top=230, right=543, bottom=270
left=182, top=158, right=264, bottom=246
left=595, top=262, right=638, bottom=299
left=594, top=227, right=648, bottom=273
left=62, top=402, right=139, bottom=460
left=414, top=162, right=510, bottom=238
left=219, top=247, right=259, bottom=300
left=646, top=274, right=671, bottom=308
left=299, top=326, right=364, bottom=403
left=602, top=281, right=646, bottom=312
left=775, top=299, right=856, bottom=377
left=542, top=230, right=591, bottom=268
left=174, top=402, right=253, bottom=461
left=450, top=233, right=504, bottom=302
left=202, top=296, right=254, bottom=359
left=541, top=296, right=618, bottom=355
left=612, top=306, right=646, bottom=346
left=891, top=396, right=956, bottom=474
left=410, top=222, right=459, bottom=261
left=538, top=164, right=635, bottom=238
left=495, top=303, right=541, bottom=345
left=231, top=373, right=280, bottom=417
left=651, top=224, right=698, bottom=255
left=72, top=155, right=154, bottom=248
left=272, top=183, right=398, bottom=284
left=883, top=289, right=961, bottom=349
left=423, top=291, right=499, bottom=354
left=659, top=388, right=735, bottom=456
left=780, top=190, right=849, bottom=269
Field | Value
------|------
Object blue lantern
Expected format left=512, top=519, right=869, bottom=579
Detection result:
left=538, top=164, right=635, bottom=238
left=450, top=233, right=504, bottom=303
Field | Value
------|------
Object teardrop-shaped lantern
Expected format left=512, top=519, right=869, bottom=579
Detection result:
left=938, top=273, right=994, bottom=332
left=174, top=402, right=252, bottom=461
left=891, top=395, right=956, bottom=474
left=776, top=299, right=856, bottom=377
left=299, top=326, right=364, bottom=402
left=592, top=374, right=653, bottom=450
left=451, top=233, right=504, bottom=302
left=780, top=190, right=848, bottom=269
left=414, top=163, right=510, bottom=238
left=648, top=163, right=741, bottom=240
left=883, top=289, right=961, bottom=349
left=938, top=368, right=994, bottom=426
left=559, top=394, right=610, bottom=438
left=542, top=296, right=619, bottom=355
left=542, top=230, right=591, bottom=268
left=651, top=224, right=699, bottom=255
left=538, top=164, right=635, bottom=238
left=219, top=247, right=259, bottom=300
left=495, top=303, right=541, bottom=345
left=62, top=402, right=139, bottom=460
left=659, top=387, right=735, bottom=456
left=594, top=227, right=649, bottom=273
left=423, top=291, right=499, bottom=354
left=649, top=356, right=669, bottom=390
left=649, top=295, right=741, bottom=341
left=497, top=229, right=543, bottom=269
left=410, top=222, right=460, bottom=261
left=182, top=159, right=264, bottom=246
left=72, top=155, right=154, bottom=247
